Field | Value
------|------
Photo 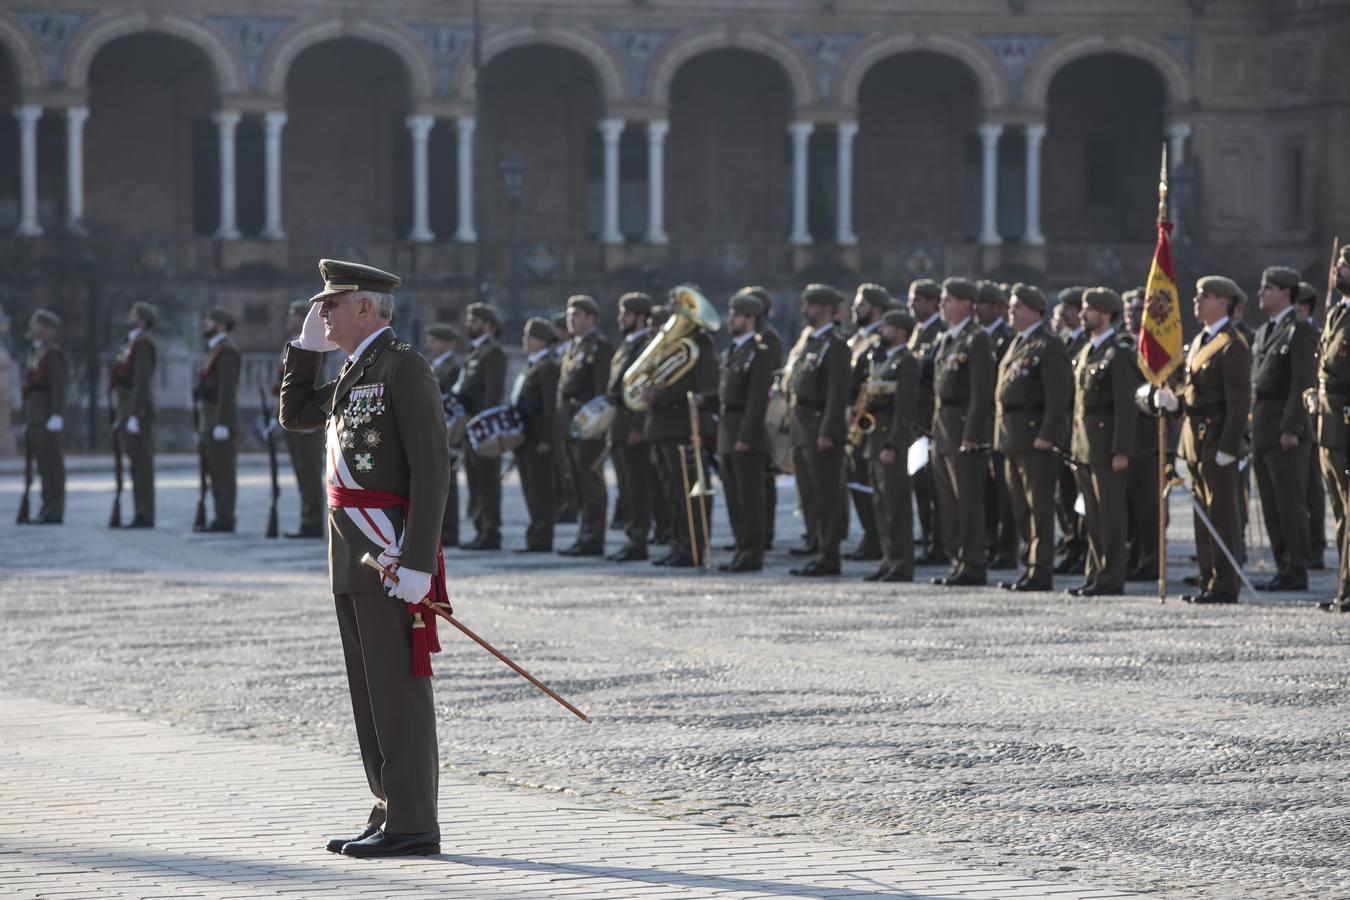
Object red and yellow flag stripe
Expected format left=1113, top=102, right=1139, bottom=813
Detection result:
left=1138, top=220, right=1183, bottom=386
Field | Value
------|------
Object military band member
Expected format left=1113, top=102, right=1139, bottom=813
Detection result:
left=607, top=293, right=655, bottom=562
left=1053, top=287, right=1089, bottom=575
left=863, top=308, right=920, bottom=582
left=753, top=289, right=785, bottom=549
left=515, top=318, right=560, bottom=552
left=1314, top=246, right=1350, bottom=612
left=1250, top=266, right=1316, bottom=591
left=977, top=280, right=1017, bottom=568
left=1123, top=289, right=1163, bottom=580
left=20, top=309, right=67, bottom=524
left=718, top=292, right=773, bottom=572
left=930, top=278, right=994, bottom=586
left=1296, top=281, right=1327, bottom=569
left=111, top=301, right=157, bottom=528
left=426, top=322, right=464, bottom=547
left=272, top=300, right=328, bottom=539
left=460, top=303, right=507, bottom=550
left=195, top=308, right=241, bottom=533
left=551, top=310, right=578, bottom=524
left=648, top=304, right=673, bottom=546
left=1067, top=289, right=1139, bottom=596
left=558, top=295, right=614, bottom=556
left=1155, top=276, right=1252, bottom=605
left=907, top=278, right=948, bottom=564
left=845, top=284, right=889, bottom=561
left=995, top=285, right=1071, bottom=592
left=280, top=260, right=448, bottom=857
left=786, top=284, right=850, bottom=576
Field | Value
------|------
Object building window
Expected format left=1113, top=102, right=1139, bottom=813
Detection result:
left=1085, top=139, right=1118, bottom=206
left=1283, top=142, right=1305, bottom=231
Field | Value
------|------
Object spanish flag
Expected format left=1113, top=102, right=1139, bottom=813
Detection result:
left=1138, top=219, right=1183, bottom=386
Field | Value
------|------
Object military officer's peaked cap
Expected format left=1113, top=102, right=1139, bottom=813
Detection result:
left=882, top=308, right=916, bottom=332
left=1261, top=266, right=1301, bottom=290
left=1197, top=275, right=1241, bottom=300
left=426, top=322, right=462, bottom=342
left=205, top=306, right=235, bottom=328
left=467, top=302, right=502, bottom=330
left=130, top=300, right=158, bottom=327
left=567, top=294, right=601, bottom=316
left=1010, top=283, right=1047, bottom=313
left=730, top=293, right=764, bottom=317
left=309, top=259, right=400, bottom=303
left=976, top=280, right=1006, bottom=305
left=1297, top=281, right=1318, bottom=310
left=524, top=317, right=554, bottom=342
left=802, top=283, right=845, bottom=307
left=619, top=292, right=654, bottom=316
left=1057, top=286, right=1085, bottom=309
left=909, top=278, right=942, bottom=301
left=856, top=283, right=894, bottom=310
left=1083, top=287, right=1122, bottom=316
left=942, top=277, right=979, bottom=302
left=31, top=308, right=62, bottom=329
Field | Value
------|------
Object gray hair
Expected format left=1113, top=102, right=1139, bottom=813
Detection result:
left=352, top=291, right=396, bottom=321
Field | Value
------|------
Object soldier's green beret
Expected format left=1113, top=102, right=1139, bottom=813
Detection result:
left=567, top=294, right=600, bottom=316
left=909, top=279, right=942, bottom=302
left=205, top=307, right=235, bottom=328
left=856, top=283, right=894, bottom=310
left=976, top=280, right=1006, bottom=305
left=730, top=294, right=764, bottom=317
left=1297, top=281, right=1318, bottom=310
left=1197, top=275, right=1241, bottom=300
left=1057, top=286, right=1085, bottom=309
left=882, top=308, right=916, bottom=332
left=1083, top=287, right=1122, bottom=316
left=802, top=283, right=845, bottom=307
left=130, top=301, right=158, bottom=327
left=467, top=302, right=502, bottom=330
left=550, top=311, right=567, bottom=330
left=942, top=277, right=979, bottom=302
left=31, top=308, right=62, bottom=330
left=1010, top=283, right=1047, bottom=313
left=734, top=286, right=773, bottom=314
left=619, top=292, right=654, bottom=316
left=426, top=322, right=462, bottom=342
left=310, top=258, right=400, bottom=303
left=1262, top=266, right=1301, bottom=290
left=1123, top=289, right=1144, bottom=308
left=524, top=317, right=554, bottom=342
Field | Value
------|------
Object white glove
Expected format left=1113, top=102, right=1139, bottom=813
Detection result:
left=211, top=424, right=230, bottom=442
left=386, top=565, right=433, bottom=604
left=1153, top=387, right=1179, bottom=412
left=295, top=302, right=338, bottom=353
left=1215, top=450, right=1236, bottom=467
left=376, top=544, right=403, bottom=588
left=126, top=415, right=140, bottom=435
left=45, top=415, right=63, bottom=432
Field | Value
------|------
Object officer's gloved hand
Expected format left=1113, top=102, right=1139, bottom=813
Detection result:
left=295, top=303, right=338, bottom=353
left=45, top=415, right=63, bottom=432
left=387, top=566, right=432, bottom=604
left=126, top=415, right=140, bottom=435
left=376, top=544, right=402, bottom=587
left=211, top=424, right=230, bottom=442
left=1215, top=450, right=1236, bottom=467
left=1154, top=387, right=1179, bottom=412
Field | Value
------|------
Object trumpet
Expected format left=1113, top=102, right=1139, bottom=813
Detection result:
left=847, top=379, right=878, bottom=447
left=622, top=284, right=721, bottom=412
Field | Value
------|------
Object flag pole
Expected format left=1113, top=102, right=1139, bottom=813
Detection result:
left=1157, top=143, right=1169, bottom=605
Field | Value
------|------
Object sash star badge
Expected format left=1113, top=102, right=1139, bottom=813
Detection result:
left=354, top=452, right=374, bottom=473
left=363, top=429, right=382, bottom=449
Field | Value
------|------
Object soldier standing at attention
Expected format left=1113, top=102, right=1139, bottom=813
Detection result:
left=1053, top=287, right=1090, bottom=576
left=20, top=309, right=67, bottom=524
left=930, top=277, right=994, bottom=587
left=514, top=318, right=561, bottom=552
left=786, top=284, right=850, bottom=577
left=1296, top=281, right=1327, bottom=570
left=1154, top=277, right=1252, bottom=605
left=275, top=300, right=328, bottom=539
left=994, top=284, right=1071, bottom=592
left=751, top=289, right=785, bottom=549
left=717, top=292, right=773, bottom=572
left=460, top=303, right=506, bottom=550
left=1067, top=288, right=1139, bottom=597
left=845, top=284, right=888, bottom=562
left=976, top=280, right=1017, bottom=569
left=1313, top=247, right=1350, bottom=612
left=558, top=295, right=614, bottom=556
left=907, top=278, right=947, bottom=565
left=196, top=308, right=241, bottom=533
left=607, top=292, right=654, bottom=562
left=425, top=322, right=463, bottom=547
left=1123, top=289, right=1164, bottom=581
left=111, top=301, right=157, bottom=528
left=862, top=308, right=920, bottom=582
left=551, top=311, right=578, bottom=525
left=280, top=260, right=448, bottom=858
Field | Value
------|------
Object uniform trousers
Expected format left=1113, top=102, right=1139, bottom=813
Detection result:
left=1254, top=444, right=1311, bottom=579
left=567, top=437, right=607, bottom=548
left=124, top=423, right=155, bottom=523
left=791, top=442, right=845, bottom=568
left=1319, top=447, right=1350, bottom=597
left=205, top=436, right=237, bottom=526
left=986, top=452, right=1017, bottom=562
left=616, top=441, right=652, bottom=550
left=1005, top=448, right=1059, bottom=584
left=1076, top=461, right=1129, bottom=591
left=657, top=442, right=713, bottom=562
left=847, top=444, right=879, bottom=553
left=869, top=454, right=913, bottom=577
left=465, top=448, right=501, bottom=542
left=29, top=427, right=65, bottom=521
left=517, top=445, right=555, bottom=550
left=1126, top=451, right=1161, bottom=576
left=722, top=448, right=767, bottom=566
left=913, top=465, right=941, bottom=555
left=285, top=428, right=326, bottom=533
left=1192, top=459, right=1243, bottom=597
left=1307, top=441, right=1326, bottom=561
left=934, top=450, right=987, bottom=579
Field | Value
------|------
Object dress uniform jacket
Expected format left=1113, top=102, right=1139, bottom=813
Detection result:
left=909, top=314, right=947, bottom=556
left=932, top=319, right=995, bottom=580
left=847, top=323, right=884, bottom=554
left=433, top=352, right=462, bottom=545
left=719, top=333, right=773, bottom=565
left=559, top=329, right=614, bottom=549
left=196, top=336, right=241, bottom=528
left=984, top=319, right=1017, bottom=563
left=787, top=324, right=850, bottom=568
left=111, top=332, right=157, bottom=523
left=608, top=330, right=652, bottom=552
left=22, top=339, right=67, bottom=522
left=756, top=321, right=785, bottom=546
left=516, top=350, right=560, bottom=550
left=460, top=335, right=506, bottom=544
left=865, top=344, right=920, bottom=578
left=1317, top=299, right=1350, bottom=599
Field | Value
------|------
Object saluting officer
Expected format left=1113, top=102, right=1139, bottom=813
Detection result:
left=845, top=284, right=889, bottom=561
left=718, top=292, right=773, bottom=572
left=930, top=277, right=995, bottom=587
left=1313, top=246, right=1350, bottom=612
left=1250, top=266, right=1316, bottom=592
left=460, top=303, right=507, bottom=550
left=607, top=292, right=655, bottom=562
left=279, top=300, right=328, bottom=538
left=907, top=278, right=948, bottom=564
left=1155, top=276, right=1253, bottom=605
left=196, top=308, right=241, bottom=533
left=995, top=284, right=1071, bottom=592
left=558, top=295, right=614, bottom=556
left=863, top=308, right=920, bottom=582
left=1054, top=287, right=1089, bottom=575
left=20, top=309, right=67, bottom=524
left=1068, top=288, right=1139, bottom=597
left=425, top=322, right=463, bottom=547
left=977, top=280, right=1017, bottom=569
left=515, top=318, right=561, bottom=552
left=786, top=284, right=850, bottom=577
left=111, top=301, right=157, bottom=528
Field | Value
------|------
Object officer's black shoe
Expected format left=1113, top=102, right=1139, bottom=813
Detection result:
left=789, top=562, right=840, bottom=577
left=204, top=520, right=234, bottom=533
left=1189, top=592, right=1238, bottom=605
left=127, top=516, right=154, bottom=529
left=878, top=570, right=912, bottom=583
left=1315, top=597, right=1339, bottom=612
left=1077, top=585, right=1125, bottom=597
left=326, top=824, right=380, bottom=854
left=788, top=545, right=816, bottom=557
left=1008, top=579, right=1052, bottom=593
left=663, top=554, right=696, bottom=568
left=558, top=544, right=603, bottom=557
left=847, top=545, right=883, bottom=562
left=1256, top=574, right=1308, bottom=592
left=463, top=535, right=500, bottom=551
left=997, top=578, right=1024, bottom=590
left=1065, top=582, right=1096, bottom=597
left=719, top=558, right=762, bottom=573
left=607, top=545, right=648, bottom=562
left=938, top=572, right=986, bottom=587
left=863, top=567, right=889, bottom=582
left=341, top=830, right=441, bottom=858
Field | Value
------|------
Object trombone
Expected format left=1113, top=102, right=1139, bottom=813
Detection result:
left=685, top=390, right=714, bottom=569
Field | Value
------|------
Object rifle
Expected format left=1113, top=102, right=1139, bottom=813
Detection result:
left=260, top=384, right=280, bottom=538
left=109, top=408, right=123, bottom=528
left=15, top=426, right=32, bottom=524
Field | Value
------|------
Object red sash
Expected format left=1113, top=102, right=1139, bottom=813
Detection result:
left=327, top=485, right=448, bottom=677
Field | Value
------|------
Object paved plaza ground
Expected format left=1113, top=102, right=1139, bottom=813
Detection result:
left=1, top=455, right=1347, bottom=899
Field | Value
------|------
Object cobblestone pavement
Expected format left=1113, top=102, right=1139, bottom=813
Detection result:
left=2, top=460, right=1348, bottom=899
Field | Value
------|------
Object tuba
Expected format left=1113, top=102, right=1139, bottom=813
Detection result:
left=622, top=284, right=721, bottom=412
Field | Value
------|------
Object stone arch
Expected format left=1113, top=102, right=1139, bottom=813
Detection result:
left=455, top=25, right=625, bottom=105
left=0, top=10, right=44, bottom=90
left=646, top=26, right=815, bottom=109
left=1021, top=34, right=1191, bottom=111
left=259, top=17, right=434, bottom=100
left=65, top=10, right=245, bottom=93
left=835, top=33, right=1008, bottom=112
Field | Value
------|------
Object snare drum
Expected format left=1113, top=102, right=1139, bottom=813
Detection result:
left=466, top=405, right=525, bottom=457
left=569, top=396, right=616, bottom=441
left=443, top=393, right=468, bottom=447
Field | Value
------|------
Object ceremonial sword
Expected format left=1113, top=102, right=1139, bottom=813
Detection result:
left=1164, top=467, right=1259, bottom=600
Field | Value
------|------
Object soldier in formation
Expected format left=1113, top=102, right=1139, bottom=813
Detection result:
left=19, top=309, right=67, bottom=525
left=195, top=308, right=241, bottom=533
left=111, top=301, right=158, bottom=528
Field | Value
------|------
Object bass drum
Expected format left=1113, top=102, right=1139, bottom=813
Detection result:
left=466, top=404, right=525, bottom=457
left=569, top=396, right=616, bottom=441
left=442, top=393, right=468, bottom=447
left=766, top=378, right=793, bottom=474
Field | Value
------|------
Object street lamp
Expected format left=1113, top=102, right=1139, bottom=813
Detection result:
left=500, top=153, right=525, bottom=319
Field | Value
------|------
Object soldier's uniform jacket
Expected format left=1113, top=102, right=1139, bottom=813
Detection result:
left=279, top=329, right=451, bottom=594
left=786, top=324, right=850, bottom=447
left=1070, top=331, right=1139, bottom=465
left=22, top=341, right=67, bottom=426
left=847, top=322, right=883, bottom=403
left=1250, top=308, right=1315, bottom=451
left=432, top=352, right=461, bottom=399
left=110, top=332, right=156, bottom=424
left=194, top=337, right=240, bottom=435
left=558, top=329, right=613, bottom=429
left=1176, top=322, right=1251, bottom=464
left=516, top=350, right=559, bottom=448
left=718, top=333, right=773, bottom=455
left=987, top=320, right=1015, bottom=366
left=932, top=320, right=994, bottom=455
left=994, top=323, right=1072, bottom=454
left=909, top=314, right=947, bottom=436
left=644, top=330, right=717, bottom=443
left=1063, top=328, right=1090, bottom=362
left=459, top=335, right=506, bottom=416
left=1316, top=299, right=1350, bottom=449
left=758, top=322, right=785, bottom=372
left=608, top=329, right=651, bottom=442
left=863, top=344, right=920, bottom=458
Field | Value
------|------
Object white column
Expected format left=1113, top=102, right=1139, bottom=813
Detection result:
left=454, top=116, right=476, bottom=243
left=977, top=123, right=1003, bottom=247
left=835, top=120, right=858, bottom=246
left=14, top=105, right=42, bottom=237
left=65, top=106, right=88, bottom=234
left=406, top=114, right=435, bottom=243
left=1166, top=121, right=1192, bottom=234
left=645, top=119, right=668, bottom=245
left=599, top=117, right=625, bottom=245
left=212, top=110, right=241, bottom=240
left=261, top=111, right=287, bottom=240
left=789, top=120, right=814, bottom=246
left=1023, top=123, right=1046, bottom=247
